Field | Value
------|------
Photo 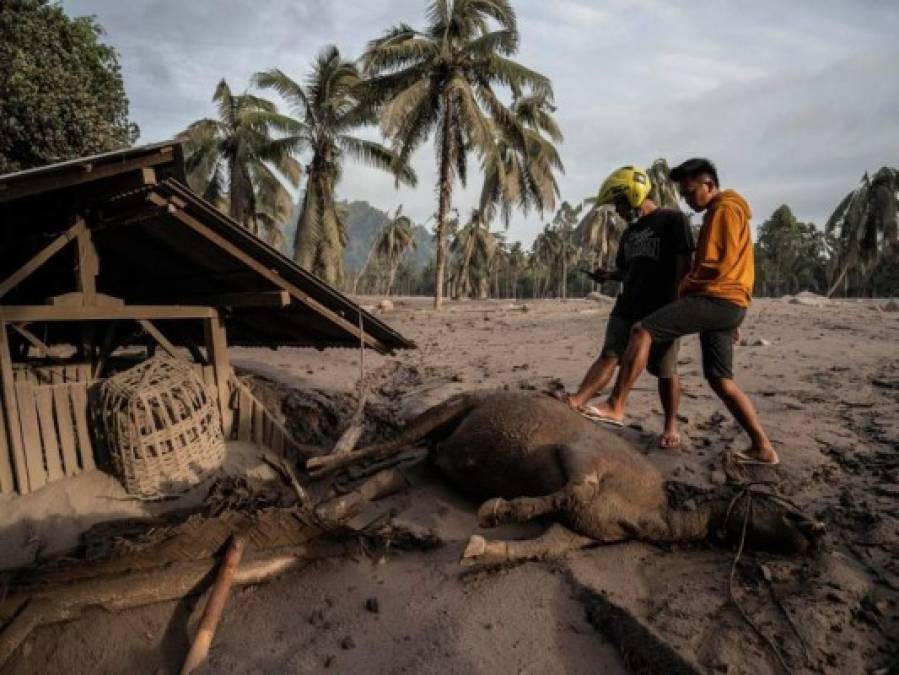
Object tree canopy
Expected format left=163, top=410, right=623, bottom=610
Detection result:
left=0, top=0, right=138, bottom=173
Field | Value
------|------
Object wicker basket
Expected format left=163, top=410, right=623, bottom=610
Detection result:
left=99, top=357, right=225, bottom=498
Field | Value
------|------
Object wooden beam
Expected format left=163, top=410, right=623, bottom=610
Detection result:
left=74, top=218, right=98, bottom=305
left=164, top=291, right=291, bottom=309
left=0, top=146, right=174, bottom=203
left=148, top=193, right=387, bottom=353
left=0, top=321, right=28, bottom=493
left=0, top=221, right=84, bottom=300
left=204, top=314, right=233, bottom=437
left=48, top=292, right=123, bottom=308
left=0, top=304, right=217, bottom=323
left=9, top=324, right=50, bottom=358
left=137, top=320, right=181, bottom=360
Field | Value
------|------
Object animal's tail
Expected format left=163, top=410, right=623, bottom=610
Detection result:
left=305, top=392, right=477, bottom=477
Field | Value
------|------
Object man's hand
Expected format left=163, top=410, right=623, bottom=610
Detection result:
left=587, top=268, right=614, bottom=283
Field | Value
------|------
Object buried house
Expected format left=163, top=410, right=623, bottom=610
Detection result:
left=0, top=141, right=413, bottom=498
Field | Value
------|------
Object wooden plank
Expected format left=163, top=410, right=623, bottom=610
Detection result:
left=0, top=304, right=217, bottom=323
left=34, top=386, right=63, bottom=482
left=202, top=366, right=216, bottom=395
left=77, top=364, right=91, bottom=384
left=237, top=387, right=252, bottom=442
left=0, top=321, right=28, bottom=493
left=69, top=385, right=95, bottom=471
left=0, top=221, right=84, bottom=299
left=0, top=145, right=173, bottom=203
left=162, top=290, right=291, bottom=309
left=148, top=193, right=387, bottom=353
left=204, top=315, right=232, bottom=438
left=52, top=384, right=79, bottom=476
left=64, top=365, right=78, bottom=383
left=15, top=381, right=46, bottom=491
left=252, top=399, right=265, bottom=445
left=0, top=401, right=14, bottom=494
left=48, top=292, right=123, bottom=307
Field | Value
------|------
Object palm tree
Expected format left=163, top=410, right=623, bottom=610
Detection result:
left=254, top=46, right=416, bottom=285
left=646, top=158, right=680, bottom=210
left=179, top=79, right=302, bottom=240
left=532, top=224, right=559, bottom=298
left=825, top=167, right=899, bottom=297
left=450, top=210, right=501, bottom=299
left=373, top=207, right=417, bottom=296
left=552, top=201, right=582, bottom=300
left=506, top=241, right=527, bottom=299
left=479, top=91, right=564, bottom=228
left=362, top=0, right=552, bottom=308
left=575, top=202, right=626, bottom=284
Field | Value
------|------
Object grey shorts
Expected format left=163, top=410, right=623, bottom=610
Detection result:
left=601, top=315, right=679, bottom=378
left=640, top=295, right=746, bottom=380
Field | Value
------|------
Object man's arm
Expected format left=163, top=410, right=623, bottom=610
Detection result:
left=586, top=268, right=624, bottom=282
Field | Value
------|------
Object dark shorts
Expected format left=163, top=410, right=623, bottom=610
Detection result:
left=640, top=295, right=746, bottom=380
left=601, top=315, right=679, bottom=379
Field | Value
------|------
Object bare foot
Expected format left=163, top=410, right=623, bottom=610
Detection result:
left=592, top=400, right=625, bottom=424
left=659, top=427, right=681, bottom=450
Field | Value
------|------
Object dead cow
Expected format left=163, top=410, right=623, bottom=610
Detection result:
left=307, top=391, right=824, bottom=564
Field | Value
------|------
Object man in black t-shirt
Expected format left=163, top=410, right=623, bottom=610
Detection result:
left=559, top=166, right=694, bottom=449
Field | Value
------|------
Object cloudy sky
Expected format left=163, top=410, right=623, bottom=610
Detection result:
left=63, top=0, right=899, bottom=245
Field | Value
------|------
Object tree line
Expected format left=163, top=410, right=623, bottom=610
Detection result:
left=2, top=1, right=897, bottom=300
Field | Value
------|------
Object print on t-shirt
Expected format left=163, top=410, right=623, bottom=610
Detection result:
left=610, top=208, right=695, bottom=322
left=621, top=227, right=661, bottom=262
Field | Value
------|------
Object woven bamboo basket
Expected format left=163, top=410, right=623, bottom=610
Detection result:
left=99, top=357, right=225, bottom=498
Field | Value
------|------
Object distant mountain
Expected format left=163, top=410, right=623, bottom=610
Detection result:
left=279, top=197, right=434, bottom=272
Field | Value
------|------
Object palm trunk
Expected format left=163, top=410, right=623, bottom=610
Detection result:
left=386, top=260, right=398, bottom=297
left=560, top=243, right=568, bottom=300
left=827, top=263, right=849, bottom=298
left=434, top=107, right=453, bottom=310
left=353, top=236, right=379, bottom=295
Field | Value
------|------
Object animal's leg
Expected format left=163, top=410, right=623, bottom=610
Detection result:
left=477, top=474, right=599, bottom=528
left=477, top=445, right=601, bottom=528
left=462, top=523, right=594, bottom=565
left=306, top=392, right=476, bottom=477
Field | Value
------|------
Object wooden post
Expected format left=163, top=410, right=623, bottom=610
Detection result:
left=204, top=313, right=232, bottom=438
left=74, top=218, right=98, bottom=305
left=74, top=218, right=99, bottom=368
left=0, top=321, right=28, bottom=493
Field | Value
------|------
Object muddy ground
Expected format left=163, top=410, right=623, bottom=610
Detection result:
left=2, top=296, right=897, bottom=674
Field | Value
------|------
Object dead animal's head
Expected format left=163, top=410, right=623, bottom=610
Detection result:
left=716, top=491, right=826, bottom=555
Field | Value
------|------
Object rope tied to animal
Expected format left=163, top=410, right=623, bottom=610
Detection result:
left=723, top=484, right=811, bottom=675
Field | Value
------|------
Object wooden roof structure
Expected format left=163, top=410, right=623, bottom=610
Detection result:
left=0, top=141, right=414, bottom=353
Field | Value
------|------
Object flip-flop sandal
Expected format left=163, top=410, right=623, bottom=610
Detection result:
left=733, top=450, right=781, bottom=466
left=580, top=405, right=624, bottom=427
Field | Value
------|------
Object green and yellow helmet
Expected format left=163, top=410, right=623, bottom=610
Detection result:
left=596, top=166, right=652, bottom=208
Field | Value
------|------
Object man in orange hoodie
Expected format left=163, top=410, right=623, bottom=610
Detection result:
left=593, top=158, right=778, bottom=464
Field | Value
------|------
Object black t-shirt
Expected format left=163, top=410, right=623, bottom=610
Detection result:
left=611, top=208, right=695, bottom=321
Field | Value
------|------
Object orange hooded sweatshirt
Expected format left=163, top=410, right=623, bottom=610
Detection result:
left=679, top=189, right=754, bottom=307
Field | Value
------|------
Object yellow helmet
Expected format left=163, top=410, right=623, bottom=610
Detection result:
left=596, top=166, right=652, bottom=208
